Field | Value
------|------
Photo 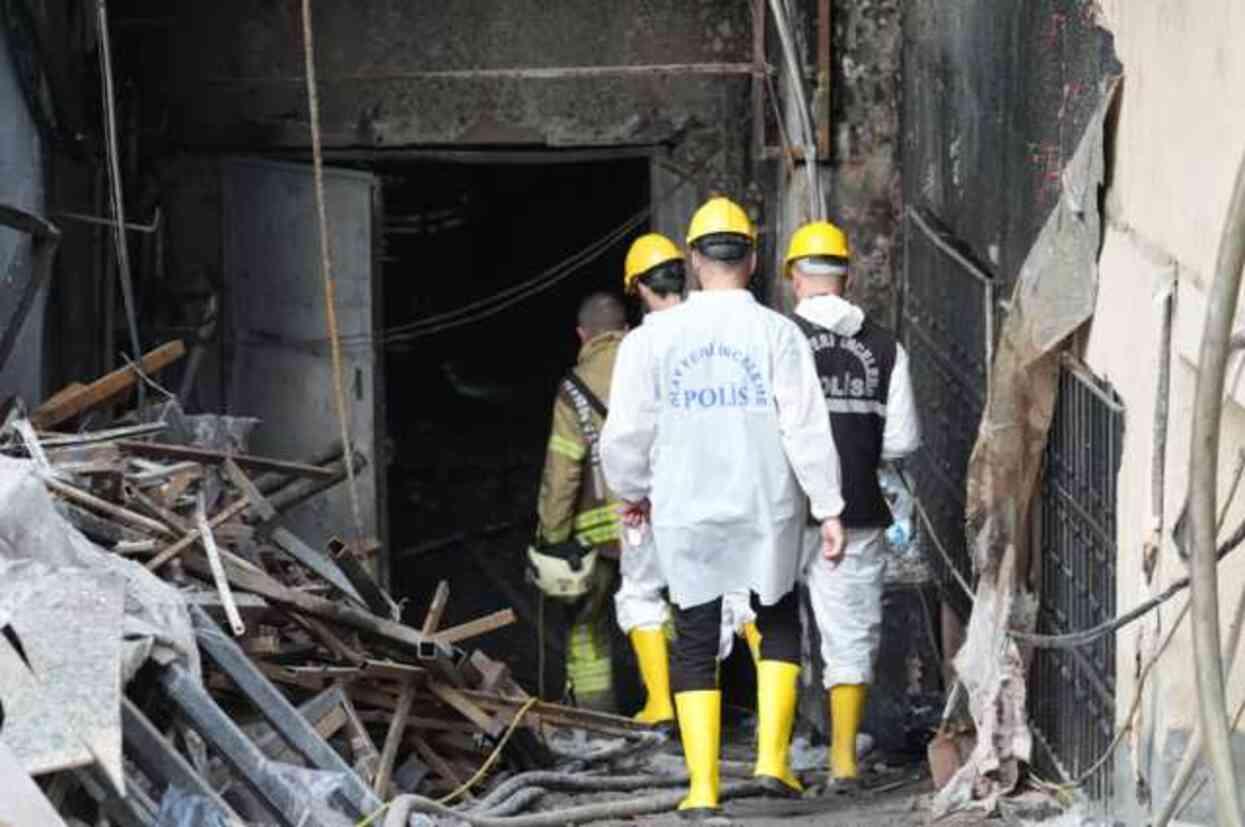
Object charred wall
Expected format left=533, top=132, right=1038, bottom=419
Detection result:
left=119, top=0, right=758, bottom=195
left=902, top=0, right=1119, bottom=293
left=829, top=0, right=902, bottom=324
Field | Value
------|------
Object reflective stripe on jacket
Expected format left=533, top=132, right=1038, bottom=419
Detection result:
left=537, top=331, right=623, bottom=554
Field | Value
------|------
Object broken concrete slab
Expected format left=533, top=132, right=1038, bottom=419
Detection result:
left=9, top=569, right=126, bottom=792
left=0, top=631, right=95, bottom=776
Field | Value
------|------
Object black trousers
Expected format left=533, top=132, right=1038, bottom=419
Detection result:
left=671, top=588, right=801, bottom=693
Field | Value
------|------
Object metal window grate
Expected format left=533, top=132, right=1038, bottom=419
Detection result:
left=900, top=208, right=996, bottom=618
left=1029, top=358, right=1123, bottom=806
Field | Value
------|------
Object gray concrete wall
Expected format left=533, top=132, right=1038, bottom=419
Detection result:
left=0, top=27, right=46, bottom=404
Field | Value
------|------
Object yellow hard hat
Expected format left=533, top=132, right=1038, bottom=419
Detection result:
left=784, top=221, right=850, bottom=278
left=624, top=233, right=684, bottom=293
left=686, top=197, right=756, bottom=246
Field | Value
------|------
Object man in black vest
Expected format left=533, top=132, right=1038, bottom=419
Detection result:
left=784, top=220, right=922, bottom=787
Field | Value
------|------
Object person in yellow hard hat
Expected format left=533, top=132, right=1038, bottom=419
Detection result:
left=615, top=234, right=765, bottom=731
left=783, top=221, right=921, bottom=789
left=602, top=198, right=846, bottom=817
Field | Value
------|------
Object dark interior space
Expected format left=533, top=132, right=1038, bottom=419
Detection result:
left=365, top=157, right=657, bottom=702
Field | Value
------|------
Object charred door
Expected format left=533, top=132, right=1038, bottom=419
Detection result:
left=221, top=159, right=383, bottom=564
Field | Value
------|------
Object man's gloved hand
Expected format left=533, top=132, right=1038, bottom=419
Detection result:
left=619, top=498, right=651, bottom=547
left=618, top=498, right=651, bottom=527
left=821, top=517, right=845, bottom=565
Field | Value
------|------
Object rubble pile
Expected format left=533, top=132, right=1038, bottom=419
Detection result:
left=0, top=341, right=667, bottom=827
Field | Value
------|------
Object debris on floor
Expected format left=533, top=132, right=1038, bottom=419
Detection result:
left=0, top=345, right=683, bottom=826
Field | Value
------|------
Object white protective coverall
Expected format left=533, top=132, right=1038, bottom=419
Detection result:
left=615, top=526, right=754, bottom=657
left=602, top=289, right=845, bottom=610
left=612, top=311, right=756, bottom=652
left=796, top=294, right=921, bottom=688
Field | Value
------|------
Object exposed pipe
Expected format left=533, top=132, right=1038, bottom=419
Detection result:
left=766, top=0, right=823, bottom=218
left=95, top=0, right=143, bottom=408
left=816, top=0, right=831, bottom=158
left=1186, top=147, right=1245, bottom=827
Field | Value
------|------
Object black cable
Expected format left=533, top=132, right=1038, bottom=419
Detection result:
left=1012, top=511, right=1245, bottom=650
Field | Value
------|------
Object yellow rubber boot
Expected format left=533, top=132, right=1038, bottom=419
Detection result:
left=629, top=628, right=675, bottom=726
left=742, top=622, right=762, bottom=664
left=830, top=684, right=869, bottom=780
left=753, top=660, right=803, bottom=796
left=674, top=690, right=722, bottom=816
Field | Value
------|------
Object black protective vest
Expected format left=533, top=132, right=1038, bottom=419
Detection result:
left=792, top=312, right=897, bottom=528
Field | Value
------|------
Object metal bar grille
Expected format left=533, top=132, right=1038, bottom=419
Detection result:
left=900, top=208, right=995, bottom=617
left=1029, top=358, right=1123, bottom=806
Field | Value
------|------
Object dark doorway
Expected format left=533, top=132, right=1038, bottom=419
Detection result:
left=375, top=157, right=650, bottom=698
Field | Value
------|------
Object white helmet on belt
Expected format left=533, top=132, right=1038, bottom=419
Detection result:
left=527, top=539, right=599, bottom=599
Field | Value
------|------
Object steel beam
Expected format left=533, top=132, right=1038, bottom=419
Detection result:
left=190, top=607, right=382, bottom=817
left=155, top=662, right=332, bottom=827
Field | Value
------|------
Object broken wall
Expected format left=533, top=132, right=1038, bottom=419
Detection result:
left=1085, top=1, right=1245, bottom=822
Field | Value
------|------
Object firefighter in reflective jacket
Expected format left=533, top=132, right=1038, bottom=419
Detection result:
left=784, top=221, right=922, bottom=786
left=534, top=292, right=628, bottom=711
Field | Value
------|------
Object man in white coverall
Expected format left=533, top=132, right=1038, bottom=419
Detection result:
left=783, top=220, right=921, bottom=786
left=614, top=233, right=762, bottom=729
left=602, top=197, right=846, bottom=817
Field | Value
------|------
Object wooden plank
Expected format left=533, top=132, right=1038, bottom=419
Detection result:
left=127, top=460, right=201, bottom=485
left=374, top=679, right=417, bottom=796
left=38, top=421, right=167, bottom=447
left=360, top=659, right=427, bottom=682
left=223, top=458, right=277, bottom=521
left=335, top=684, right=381, bottom=784
left=459, top=689, right=653, bottom=736
left=411, top=736, right=473, bottom=799
left=31, top=340, right=186, bottom=428
left=180, top=551, right=446, bottom=660
left=145, top=496, right=251, bottom=571
left=421, top=580, right=451, bottom=635
left=432, top=609, right=516, bottom=645
left=289, top=614, right=367, bottom=665
left=127, top=483, right=193, bottom=533
left=157, top=467, right=201, bottom=507
left=43, top=475, right=174, bottom=538
left=427, top=682, right=503, bottom=738
left=253, top=443, right=344, bottom=494
left=118, top=439, right=336, bottom=479
left=356, top=711, right=478, bottom=734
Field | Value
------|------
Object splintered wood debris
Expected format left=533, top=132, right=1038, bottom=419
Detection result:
left=0, top=344, right=662, bottom=826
